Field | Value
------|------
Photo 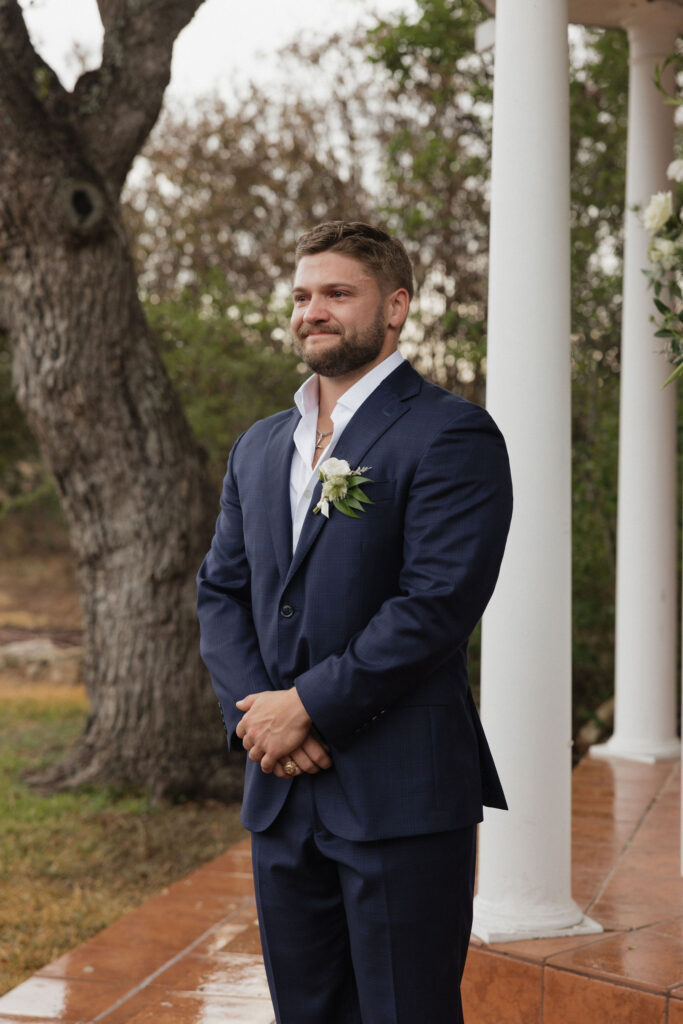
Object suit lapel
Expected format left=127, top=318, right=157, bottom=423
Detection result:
left=284, top=361, right=422, bottom=589
left=262, top=410, right=299, bottom=584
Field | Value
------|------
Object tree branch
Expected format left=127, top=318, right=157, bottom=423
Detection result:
left=74, top=0, right=206, bottom=193
left=0, top=2, right=108, bottom=246
left=0, top=0, right=71, bottom=120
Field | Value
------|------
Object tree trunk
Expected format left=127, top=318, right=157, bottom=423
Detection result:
left=7, top=191, right=238, bottom=799
left=0, top=0, right=243, bottom=800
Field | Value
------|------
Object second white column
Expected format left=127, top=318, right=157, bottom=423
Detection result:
left=473, top=0, right=599, bottom=941
left=591, top=13, right=681, bottom=767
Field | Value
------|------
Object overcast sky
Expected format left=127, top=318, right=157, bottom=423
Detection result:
left=19, top=0, right=418, bottom=103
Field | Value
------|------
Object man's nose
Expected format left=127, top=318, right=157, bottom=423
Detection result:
left=302, top=296, right=330, bottom=322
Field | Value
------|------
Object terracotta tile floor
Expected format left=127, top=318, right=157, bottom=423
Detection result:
left=0, top=755, right=680, bottom=1023
left=464, top=756, right=683, bottom=1023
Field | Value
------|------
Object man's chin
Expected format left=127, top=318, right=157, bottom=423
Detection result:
left=295, top=329, right=385, bottom=378
left=302, top=354, right=379, bottom=378
left=297, top=335, right=344, bottom=374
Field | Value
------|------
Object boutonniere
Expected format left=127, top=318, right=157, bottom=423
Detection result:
left=312, top=458, right=373, bottom=519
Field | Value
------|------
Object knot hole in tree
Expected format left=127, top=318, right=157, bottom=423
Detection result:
left=60, top=179, right=105, bottom=236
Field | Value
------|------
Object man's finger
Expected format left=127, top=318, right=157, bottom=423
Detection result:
left=236, top=694, right=257, bottom=711
left=302, top=735, right=333, bottom=770
left=248, top=745, right=265, bottom=763
left=288, top=748, right=319, bottom=774
left=260, top=752, right=278, bottom=773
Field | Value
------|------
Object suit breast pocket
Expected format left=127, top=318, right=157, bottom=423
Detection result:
left=364, top=480, right=396, bottom=505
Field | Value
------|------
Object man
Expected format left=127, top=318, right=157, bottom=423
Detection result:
left=197, top=221, right=512, bottom=1024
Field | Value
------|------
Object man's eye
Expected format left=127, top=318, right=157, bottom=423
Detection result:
left=332, top=291, right=348, bottom=298
left=293, top=295, right=307, bottom=303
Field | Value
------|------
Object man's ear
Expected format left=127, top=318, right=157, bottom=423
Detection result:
left=386, top=288, right=411, bottom=331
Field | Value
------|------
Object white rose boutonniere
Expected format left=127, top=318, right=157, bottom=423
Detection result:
left=312, top=458, right=374, bottom=519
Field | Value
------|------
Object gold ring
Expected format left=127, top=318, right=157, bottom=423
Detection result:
left=283, top=759, right=298, bottom=777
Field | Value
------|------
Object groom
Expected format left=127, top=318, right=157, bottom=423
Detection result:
left=197, top=221, right=512, bottom=1024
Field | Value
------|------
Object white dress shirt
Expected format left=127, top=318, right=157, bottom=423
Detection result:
left=290, top=350, right=404, bottom=552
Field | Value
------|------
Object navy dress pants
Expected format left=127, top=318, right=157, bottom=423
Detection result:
left=251, top=773, right=477, bottom=1024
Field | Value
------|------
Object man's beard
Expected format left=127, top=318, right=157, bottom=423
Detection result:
left=293, top=306, right=386, bottom=378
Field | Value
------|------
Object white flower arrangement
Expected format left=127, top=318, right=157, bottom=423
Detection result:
left=644, top=49, right=683, bottom=385
left=312, top=458, right=374, bottom=519
left=643, top=176, right=683, bottom=385
left=667, top=158, right=683, bottom=183
left=643, top=190, right=674, bottom=233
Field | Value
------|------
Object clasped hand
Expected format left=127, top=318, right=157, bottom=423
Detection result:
left=235, top=688, right=332, bottom=777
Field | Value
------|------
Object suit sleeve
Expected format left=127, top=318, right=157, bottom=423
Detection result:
left=294, top=403, right=513, bottom=747
left=197, top=433, right=274, bottom=750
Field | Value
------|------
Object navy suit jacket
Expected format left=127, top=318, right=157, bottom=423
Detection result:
left=197, top=360, right=512, bottom=841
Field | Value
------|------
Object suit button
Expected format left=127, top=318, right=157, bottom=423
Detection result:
left=280, top=604, right=294, bottom=618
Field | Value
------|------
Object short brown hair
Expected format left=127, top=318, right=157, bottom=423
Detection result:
left=294, top=221, right=414, bottom=301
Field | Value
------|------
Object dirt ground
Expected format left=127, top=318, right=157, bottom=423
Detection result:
left=0, top=552, right=81, bottom=644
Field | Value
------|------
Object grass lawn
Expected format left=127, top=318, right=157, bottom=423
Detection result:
left=0, top=681, right=245, bottom=996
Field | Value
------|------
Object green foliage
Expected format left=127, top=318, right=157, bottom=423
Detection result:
left=146, top=272, right=303, bottom=484
left=567, top=28, right=628, bottom=725
left=571, top=362, right=619, bottom=728
left=368, top=0, right=490, bottom=100
left=569, top=27, right=627, bottom=384
left=368, top=0, right=492, bottom=400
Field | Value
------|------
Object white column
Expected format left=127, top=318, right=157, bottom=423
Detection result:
left=472, top=0, right=600, bottom=942
left=591, top=14, right=681, bottom=766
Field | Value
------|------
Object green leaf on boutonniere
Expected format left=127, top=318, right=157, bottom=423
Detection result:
left=354, top=489, right=373, bottom=504
left=335, top=498, right=361, bottom=518
left=347, top=475, right=372, bottom=486
left=344, top=494, right=366, bottom=511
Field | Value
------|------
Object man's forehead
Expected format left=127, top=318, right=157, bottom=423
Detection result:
left=292, top=252, right=375, bottom=289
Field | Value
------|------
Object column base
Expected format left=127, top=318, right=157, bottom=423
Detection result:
left=471, top=897, right=602, bottom=944
left=590, top=735, right=681, bottom=764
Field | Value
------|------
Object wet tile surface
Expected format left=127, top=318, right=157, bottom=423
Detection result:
left=1, top=758, right=680, bottom=1023
left=0, top=1018, right=68, bottom=1024
left=547, top=923, right=683, bottom=992
left=123, top=992, right=276, bottom=1024
left=462, top=948, right=542, bottom=1023
left=36, top=942, right=173, bottom=985
left=487, top=931, right=608, bottom=964
left=543, top=967, right=667, bottom=1024
left=149, top=952, right=271, bottom=1000
left=0, top=1018, right=63, bottom=1023
left=0, top=976, right=130, bottom=1020
left=193, top=912, right=265, bottom=957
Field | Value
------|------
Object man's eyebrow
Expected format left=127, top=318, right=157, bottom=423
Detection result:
left=291, top=281, right=361, bottom=293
